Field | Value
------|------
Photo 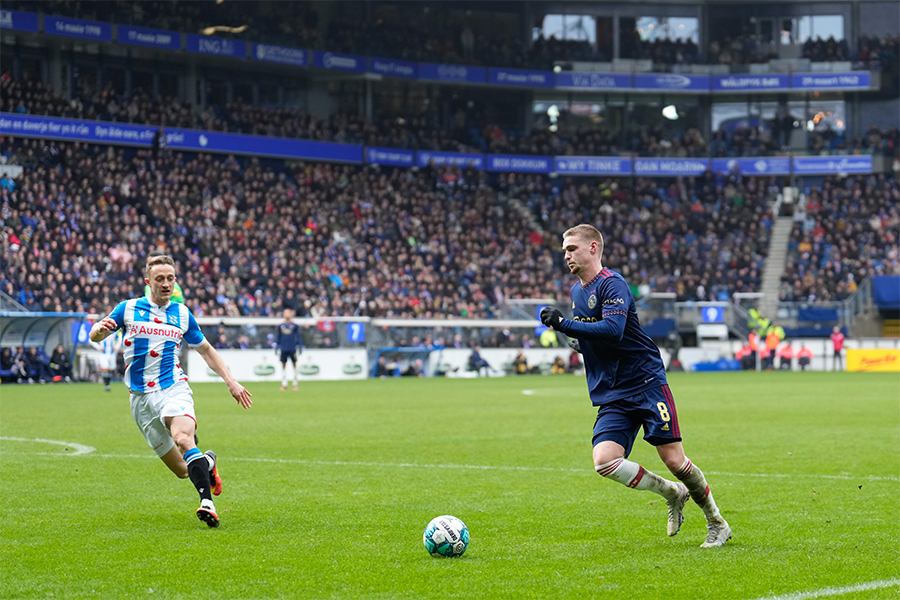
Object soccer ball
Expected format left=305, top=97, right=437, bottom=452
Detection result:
left=423, top=515, right=469, bottom=557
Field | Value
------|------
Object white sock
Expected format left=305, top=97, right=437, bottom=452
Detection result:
left=282, top=369, right=288, bottom=387
left=674, top=457, right=722, bottom=522
left=205, top=454, right=215, bottom=471
left=596, top=458, right=679, bottom=500
left=293, top=365, right=297, bottom=386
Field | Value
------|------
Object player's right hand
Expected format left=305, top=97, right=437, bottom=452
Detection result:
left=567, top=338, right=582, bottom=353
left=97, top=317, right=117, bottom=331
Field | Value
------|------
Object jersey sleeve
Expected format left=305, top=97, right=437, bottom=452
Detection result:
left=107, top=301, right=128, bottom=331
left=183, top=311, right=206, bottom=347
left=557, top=278, right=628, bottom=342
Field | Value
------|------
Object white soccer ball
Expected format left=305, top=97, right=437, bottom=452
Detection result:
left=423, top=515, right=469, bottom=557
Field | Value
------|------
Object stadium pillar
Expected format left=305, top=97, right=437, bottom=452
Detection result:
left=48, top=42, right=63, bottom=96
left=613, top=13, right=621, bottom=60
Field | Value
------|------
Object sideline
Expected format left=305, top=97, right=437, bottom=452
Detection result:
left=745, top=578, right=900, bottom=600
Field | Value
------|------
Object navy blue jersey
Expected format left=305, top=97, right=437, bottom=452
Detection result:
left=276, top=322, right=303, bottom=352
left=557, top=267, right=667, bottom=406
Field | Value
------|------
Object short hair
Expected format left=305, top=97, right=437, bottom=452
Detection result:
left=145, top=254, right=175, bottom=278
left=563, top=224, right=604, bottom=256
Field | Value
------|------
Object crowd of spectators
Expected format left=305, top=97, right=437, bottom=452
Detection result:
left=11, top=72, right=897, bottom=162
left=0, top=137, right=568, bottom=324
left=504, top=169, right=776, bottom=303
left=13, top=1, right=897, bottom=73
left=782, top=174, right=900, bottom=304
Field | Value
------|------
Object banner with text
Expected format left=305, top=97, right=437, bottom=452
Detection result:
left=712, top=157, right=791, bottom=175
left=846, top=348, right=900, bottom=372
left=792, top=155, right=873, bottom=175
left=555, top=156, right=631, bottom=175
left=0, top=113, right=362, bottom=163
left=370, top=57, right=418, bottom=79
left=252, top=43, right=307, bottom=67
left=792, top=72, right=871, bottom=90
left=365, top=146, right=416, bottom=167
left=186, top=34, right=246, bottom=58
left=633, top=158, right=710, bottom=176
left=0, top=9, right=39, bottom=33
left=418, top=62, right=486, bottom=84
left=554, top=72, right=632, bottom=91
left=633, top=73, right=710, bottom=92
left=712, top=74, right=790, bottom=92
left=118, top=25, right=181, bottom=50
left=417, top=150, right=484, bottom=169
left=489, top=68, right=553, bottom=88
left=45, top=15, right=112, bottom=42
left=312, top=51, right=366, bottom=73
left=486, top=154, right=552, bottom=173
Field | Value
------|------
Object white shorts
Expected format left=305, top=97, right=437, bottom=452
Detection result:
left=98, top=355, right=116, bottom=371
left=130, top=381, right=197, bottom=457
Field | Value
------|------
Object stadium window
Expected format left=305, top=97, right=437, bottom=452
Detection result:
left=535, top=14, right=596, bottom=44
left=636, top=17, right=699, bottom=43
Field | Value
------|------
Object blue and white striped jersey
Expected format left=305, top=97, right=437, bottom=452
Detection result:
left=106, top=297, right=206, bottom=393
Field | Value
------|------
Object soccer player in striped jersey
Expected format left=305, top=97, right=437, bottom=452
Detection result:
left=540, top=224, right=731, bottom=548
left=91, top=331, right=121, bottom=391
left=90, top=254, right=253, bottom=528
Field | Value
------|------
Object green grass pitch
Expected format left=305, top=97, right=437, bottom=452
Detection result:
left=1, top=372, right=898, bottom=599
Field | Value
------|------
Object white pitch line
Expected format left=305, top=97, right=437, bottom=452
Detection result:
left=0, top=436, right=96, bottom=456
left=2, top=444, right=896, bottom=482
left=746, top=577, right=900, bottom=600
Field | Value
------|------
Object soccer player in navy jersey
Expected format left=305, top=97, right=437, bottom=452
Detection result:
left=90, top=254, right=252, bottom=528
left=541, top=224, right=731, bottom=547
left=276, top=308, right=303, bottom=390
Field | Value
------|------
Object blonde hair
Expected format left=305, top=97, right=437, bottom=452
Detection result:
left=145, top=254, right=175, bottom=278
left=562, top=224, right=604, bottom=256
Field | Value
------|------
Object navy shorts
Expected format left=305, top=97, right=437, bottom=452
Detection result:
left=280, top=350, right=298, bottom=364
left=592, top=384, right=682, bottom=458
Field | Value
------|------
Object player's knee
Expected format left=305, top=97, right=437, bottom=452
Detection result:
left=593, top=448, right=625, bottom=470
left=171, top=430, right=194, bottom=452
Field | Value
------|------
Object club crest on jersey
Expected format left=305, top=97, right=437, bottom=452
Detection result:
left=588, top=294, right=597, bottom=309
left=168, top=314, right=179, bottom=325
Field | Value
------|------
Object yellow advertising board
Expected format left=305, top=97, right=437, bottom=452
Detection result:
left=846, top=349, right=900, bottom=372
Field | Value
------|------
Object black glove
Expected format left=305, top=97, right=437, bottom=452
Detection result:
left=540, top=306, right=564, bottom=329
left=567, top=338, right=581, bottom=353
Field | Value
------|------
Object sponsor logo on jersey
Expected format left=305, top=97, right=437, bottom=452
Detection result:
left=588, top=294, right=597, bottom=309
left=128, top=323, right=183, bottom=340
left=603, top=298, right=625, bottom=305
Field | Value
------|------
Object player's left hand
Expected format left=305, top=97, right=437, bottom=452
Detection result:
left=540, top=306, right=563, bottom=329
left=228, top=381, right=253, bottom=409
left=567, top=338, right=581, bottom=353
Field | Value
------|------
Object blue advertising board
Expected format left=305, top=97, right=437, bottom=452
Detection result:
left=486, top=154, right=552, bottom=173
left=489, top=68, right=553, bottom=88
left=792, top=155, right=873, bottom=175
left=312, top=51, right=366, bottom=73
left=791, top=72, right=871, bottom=90
left=0, top=113, right=362, bottom=163
left=712, top=157, right=791, bottom=176
left=365, top=146, right=415, bottom=167
left=633, top=158, right=710, bottom=176
left=417, top=150, right=484, bottom=169
left=186, top=34, right=246, bottom=58
left=554, top=71, right=632, bottom=91
left=0, top=9, right=39, bottom=33
left=370, top=57, right=418, bottom=79
left=701, top=306, right=725, bottom=324
left=252, top=43, right=307, bottom=67
left=554, top=156, right=631, bottom=175
left=45, top=16, right=112, bottom=42
left=418, top=62, right=486, bottom=84
left=118, top=25, right=181, bottom=50
left=633, top=73, right=710, bottom=92
left=712, top=74, right=790, bottom=92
